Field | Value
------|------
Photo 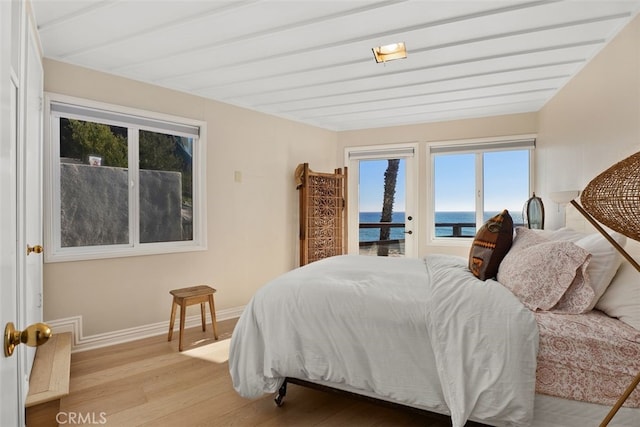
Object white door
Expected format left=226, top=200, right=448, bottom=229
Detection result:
left=2, top=2, right=44, bottom=425
left=346, top=144, right=418, bottom=257
left=18, top=12, right=43, bottom=374
left=0, top=77, right=22, bottom=427
left=0, top=0, right=22, bottom=422
left=19, top=19, right=44, bottom=400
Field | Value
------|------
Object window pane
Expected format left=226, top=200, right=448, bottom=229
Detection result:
left=358, top=158, right=406, bottom=256
left=48, top=95, right=206, bottom=262
left=139, top=130, right=193, bottom=243
left=59, top=118, right=129, bottom=247
left=483, top=150, right=529, bottom=226
left=434, top=153, right=476, bottom=237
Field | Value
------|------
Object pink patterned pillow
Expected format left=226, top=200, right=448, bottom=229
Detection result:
left=551, top=265, right=595, bottom=314
left=497, top=228, right=593, bottom=313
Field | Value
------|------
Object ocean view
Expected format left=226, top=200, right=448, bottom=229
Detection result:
left=359, top=211, right=524, bottom=241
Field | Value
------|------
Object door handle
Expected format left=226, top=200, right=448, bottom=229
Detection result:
left=404, top=230, right=413, bottom=235
left=27, top=244, right=43, bottom=255
left=4, top=322, right=52, bottom=357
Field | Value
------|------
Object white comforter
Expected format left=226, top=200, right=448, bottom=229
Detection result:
left=229, top=254, right=538, bottom=427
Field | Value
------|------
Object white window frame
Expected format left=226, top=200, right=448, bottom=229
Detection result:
left=43, top=93, right=207, bottom=262
left=427, top=134, right=536, bottom=246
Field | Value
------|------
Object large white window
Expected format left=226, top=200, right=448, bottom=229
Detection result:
left=429, top=136, right=535, bottom=243
left=44, top=94, right=207, bottom=262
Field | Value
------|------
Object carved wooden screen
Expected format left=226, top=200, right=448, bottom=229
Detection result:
left=295, top=163, right=348, bottom=266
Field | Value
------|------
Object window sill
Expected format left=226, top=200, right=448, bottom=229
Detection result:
left=44, top=242, right=207, bottom=263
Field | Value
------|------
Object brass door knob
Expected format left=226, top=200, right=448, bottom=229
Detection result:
left=4, top=322, right=52, bottom=357
left=27, top=244, right=43, bottom=255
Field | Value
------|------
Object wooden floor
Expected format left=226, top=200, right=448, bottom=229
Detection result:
left=60, top=318, right=455, bottom=427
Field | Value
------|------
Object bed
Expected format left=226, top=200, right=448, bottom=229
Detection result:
left=228, top=219, right=640, bottom=426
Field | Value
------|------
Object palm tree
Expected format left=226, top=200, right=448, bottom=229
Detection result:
left=378, top=159, right=399, bottom=256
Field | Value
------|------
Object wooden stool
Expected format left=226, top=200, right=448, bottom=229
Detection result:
left=168, top=285, right=218, bottom=351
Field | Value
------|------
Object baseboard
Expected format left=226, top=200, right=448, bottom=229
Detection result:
left=45, top=305, right=244, bottom=353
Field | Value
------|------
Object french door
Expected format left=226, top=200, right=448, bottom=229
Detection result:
left=346, top=144, right=417, bottom=257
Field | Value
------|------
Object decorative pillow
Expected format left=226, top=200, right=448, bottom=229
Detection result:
left=497, top=227, right=593, bottom=313
left=468, top=209, right=513, bottom=280
left=596, top=240, right=640, bottom=330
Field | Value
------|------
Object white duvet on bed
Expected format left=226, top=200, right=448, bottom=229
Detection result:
left=229, top=254, right=539, bottom=427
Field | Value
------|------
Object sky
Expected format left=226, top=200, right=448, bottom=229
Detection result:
left=359, top=150, right=529, bottom=214
left=359, top=159, right=406, bottom=212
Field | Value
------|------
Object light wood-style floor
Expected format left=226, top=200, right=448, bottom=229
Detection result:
left=60, top=318, right=456, bottom=426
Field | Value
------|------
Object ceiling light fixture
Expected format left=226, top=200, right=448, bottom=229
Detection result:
left=372, top=42, right=407, bottom=63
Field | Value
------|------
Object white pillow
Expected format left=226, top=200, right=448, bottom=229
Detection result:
left=546, top=227, right=587, bottom=242
left=546, top=227, right=626, bottom=310
left=573, top=232, right=626, bottom=310
left=596, top=240, right=640, bottom=330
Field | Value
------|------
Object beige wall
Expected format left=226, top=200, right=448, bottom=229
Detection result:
left=537, top=14, right=640, bottom=229
left=43, top=60, right=337, bottom=336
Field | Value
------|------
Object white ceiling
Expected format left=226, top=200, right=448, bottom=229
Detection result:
left=31, top=0, right=640, bottom=131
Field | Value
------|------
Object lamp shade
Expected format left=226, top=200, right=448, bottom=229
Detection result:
left=550, top=190, right=580, bottom=204
left=523, top=193, right=545, bottom=229
left=580, top=151, right=640, bottom=242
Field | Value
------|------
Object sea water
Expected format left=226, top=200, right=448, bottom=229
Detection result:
left=359, top=211, right=524, bottom=241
